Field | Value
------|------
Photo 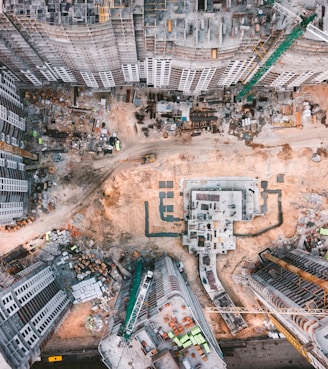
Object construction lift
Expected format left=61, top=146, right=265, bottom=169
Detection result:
left=235, top=3, right=328, bottom=101
left=98, top=0, right=110, bottom=23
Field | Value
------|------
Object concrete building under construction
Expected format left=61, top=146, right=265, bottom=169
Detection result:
left=0, top=0, right=328, bottom=94
left=182, top=178, right=258, bottom=336
left=99, top=256, right=227, bottom=369
left=182, top=177, right=259, bottom=255
left=0, top=261, right=71, bottom=369
left=249, top=249, right=328, bottom=369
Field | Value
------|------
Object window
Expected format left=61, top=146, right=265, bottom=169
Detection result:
left=80, top=72, right=99, bottom=88
left=121, top=64, right=139, bottom=83
left=99, top=71, right=115, bottom=88
left=20, top=70, right=42, bottom=86
left=178, top=69, right=196, bottom=92
left=37, top=66, right=57, bottom=82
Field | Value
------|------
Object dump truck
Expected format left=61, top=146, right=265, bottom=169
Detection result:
left=142, top=153, right=156, bottom=164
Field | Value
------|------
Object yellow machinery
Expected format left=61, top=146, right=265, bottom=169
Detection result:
left=269, top=314, right=311, bottom=363
left=142, top=153, right=156, bottom=164
left=48, top=356, right=63, bottom=362
left=206, top=305, right=325, bottom=363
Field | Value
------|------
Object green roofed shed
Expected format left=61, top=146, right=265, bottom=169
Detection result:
left=191, top=326, right=201, bottom=336
left=203, top=343, right=211, bottom=354
left=168, top=331, right=174, bottom=339
left=173, top=337, right=182, bottom=347
left=196, top=334, right=206, bottom=344
left=180, top=334, right=189, bottom=344
left=183, top=340, right=192, bottom=349
left=319, top=228, right=328, bottom=236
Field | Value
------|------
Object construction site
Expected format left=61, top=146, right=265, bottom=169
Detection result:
left=1, top=0, right=328, bottom=367
left=0, top=71, right=327, bottom=368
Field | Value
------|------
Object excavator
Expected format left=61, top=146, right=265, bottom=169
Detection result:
left=119, top=153, right=156, bottom=165
left=141, top=153, right=156, bottom=164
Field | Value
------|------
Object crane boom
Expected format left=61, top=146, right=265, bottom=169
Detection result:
left=273, top=2, right=328, bottom=43
left=235, top=13, right=316, bottom=101
left=206, top=306, right=328, bottom=316
left=307, top=24, right=328, bottom=43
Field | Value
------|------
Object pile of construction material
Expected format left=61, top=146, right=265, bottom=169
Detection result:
left=72, top=277, right=107, bottom=304
left=2, top=216, right=36, bottom=232
left=0, top=271, right=15, bottom=289
left=46, top=229, right=71, bottom=245
left=85, top=315, right=103, bottom=332
left=74, top=254, right=111, bottom=280
left=39, top=229, right=71, bottom=261
left=91, top=295, right=113, bottom=314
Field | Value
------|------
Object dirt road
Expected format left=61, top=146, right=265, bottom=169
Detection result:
left=1, top=120, right=327, bottom=254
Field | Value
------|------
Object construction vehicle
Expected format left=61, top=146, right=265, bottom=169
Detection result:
left=235, top=3, right=327, bottom=101
left=119, top=153, right=156, bottom=165
left=48, top=356, right=63, bottom=362
left=142, top=153, right=156, bottom=164
left=272, top=119, right=294, bottom=128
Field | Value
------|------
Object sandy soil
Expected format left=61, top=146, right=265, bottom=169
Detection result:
left=44, top=302, right=105, bottom=353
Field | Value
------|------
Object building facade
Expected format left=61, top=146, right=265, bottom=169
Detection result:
left=0, top=261, right=71, bottom=369
left=0, top=0, right=328, bottom=93
left=249, top=249, right=328, bottom=369
left=0, top=69, right=28, bottom=226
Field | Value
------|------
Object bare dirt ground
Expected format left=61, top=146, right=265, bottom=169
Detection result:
left=46, top=302, right=105, bottom=352
left=2, top=85, right=328, bottom=345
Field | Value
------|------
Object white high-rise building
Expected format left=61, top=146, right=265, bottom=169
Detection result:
left=0, top=0, right=327, bottom=93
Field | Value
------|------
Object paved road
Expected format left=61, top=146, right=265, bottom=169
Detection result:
left=222, top=338, right=313, bottom=369
left=32, top=338, right=313, bottom=369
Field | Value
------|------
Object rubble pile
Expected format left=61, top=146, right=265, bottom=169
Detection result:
left=85, top=315, right=103, bottom=332
left=39, top=229, right=71, bottom=261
